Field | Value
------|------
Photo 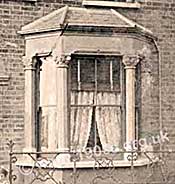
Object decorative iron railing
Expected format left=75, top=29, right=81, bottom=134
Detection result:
left=5, top=140, right=175, bottom=184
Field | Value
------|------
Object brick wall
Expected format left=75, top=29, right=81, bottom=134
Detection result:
left=122, top=1, right=175, bottom=149
left=0, top=0, right=175, bottom=170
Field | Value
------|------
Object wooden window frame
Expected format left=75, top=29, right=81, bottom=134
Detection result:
left=70, top=55, right=124, bottom=149
left=82, top=0, right=140, bottom=9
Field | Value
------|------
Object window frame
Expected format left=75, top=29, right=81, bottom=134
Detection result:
left=82, top=0, right=141, bottom=9
left=70, top=56, right=122, bottom=92
left=69, top=55, right=125, bottom=151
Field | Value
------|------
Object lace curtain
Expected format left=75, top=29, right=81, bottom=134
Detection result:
left=70, top=91, right=121, bottom=150
left=71, top=91, right=94, bottom=150
left=96, top=92, right=121, bottom=149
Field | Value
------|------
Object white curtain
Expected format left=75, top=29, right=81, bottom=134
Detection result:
left=96, top=92, right=121, bottom=149
left=71, top=91, right=121, bottom=150
left=70, top=91, right=94, bottom=150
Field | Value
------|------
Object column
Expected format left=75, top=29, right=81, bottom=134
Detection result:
left=55, top=55, right=71, bottom=152
left=23, top=56, right=36, bottom=152
left=123, top=55, right=140, bottom=150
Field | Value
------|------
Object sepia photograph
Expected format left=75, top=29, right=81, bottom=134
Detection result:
left=0, top=0, right=174, bottom=183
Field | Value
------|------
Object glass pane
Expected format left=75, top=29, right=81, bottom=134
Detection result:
left=95, top=106, right=121, bottom=150
left=113, top=59, right=121, bottom=91
left=87, top=108, right=102, bottom=149
left=70, top=56, right=122, bottom=152
left=40, top=60, right=57, bottom=106
left=80, top=58, right=95, bottom=90
left=96, top=91, right=121, bottom=105
left=40, top=106, right=57, bottom=150
left=70, top=91, right=94, bottom=150
left=97, top=58, right=110, bottom=91
left=70, top=59, right=78, bottom=90
left=40, top=60, right=57, bottom=150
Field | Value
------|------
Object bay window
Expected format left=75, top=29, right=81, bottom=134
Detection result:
left=20, top=4, right=154, bottom=165
left=29, top=53, right=141, bottom=156
left=23, top=52, right=141, bottom=159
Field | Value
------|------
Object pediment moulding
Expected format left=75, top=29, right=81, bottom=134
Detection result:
left=0, top=76, right=10, bottom=86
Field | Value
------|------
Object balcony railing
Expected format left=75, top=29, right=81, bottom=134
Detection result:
left=4, top=140, right=175, bottom=184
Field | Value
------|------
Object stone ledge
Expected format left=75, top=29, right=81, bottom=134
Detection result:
left=16, top=155, right=154, bottom=169
left=23, top=0, right=37, bottom=2
left=82, top=1, right=141, bottom=8
left=0, top=76, right=10, bottom=86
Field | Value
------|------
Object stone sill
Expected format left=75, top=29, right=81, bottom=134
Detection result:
left=16, top=157, right=153, bottom=169
left=82, top=1, right=141, bottom=8
left=56, top=159, right=153, bottom=169
left=23, top=0, right=37, bottom=2
left=0, top=76, right=10, bottom=86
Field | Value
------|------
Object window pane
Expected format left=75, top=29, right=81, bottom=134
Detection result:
left=113, top=58, right=121, bottom=91
left=71, top=58, right=78, bottom=90
left=87, top=108, right=102, bottom=149
left=97, top=58, right=110, bottom=91
left=71, top=56, right=121, bottom=91
left=93, top=0, right=128, bottom=1
left=91, top=0, right=127, bottom=1
left=70, top=91, right=94, bottom=149
left=40, top=60, right=57, bottom=150
left=70, top=55, right=122, bottom=151
left=80, top=58, right=95, bottom=90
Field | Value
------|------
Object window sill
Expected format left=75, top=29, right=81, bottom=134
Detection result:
left=82, top=1, right=141, bottom=8
left=54, top=159, right=154, bottom=169
left=23, top=0, right=37, bottom=2
left=16, top=154, right=155, bottom=169
left=0, top=76, right=10, bottom=86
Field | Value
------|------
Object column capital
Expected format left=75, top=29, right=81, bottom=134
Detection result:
left=22, top=56, right=37, bottom=70
left=122, top=55, right=140, bottom=69
left=55, top=55, right=71, bottom=68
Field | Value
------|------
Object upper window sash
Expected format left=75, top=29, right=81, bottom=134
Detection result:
left=70, top=56, right=121, bottom=92
left=23, top=0, right=37, bottom=2
left=82, top=0, right=140, bottom=9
